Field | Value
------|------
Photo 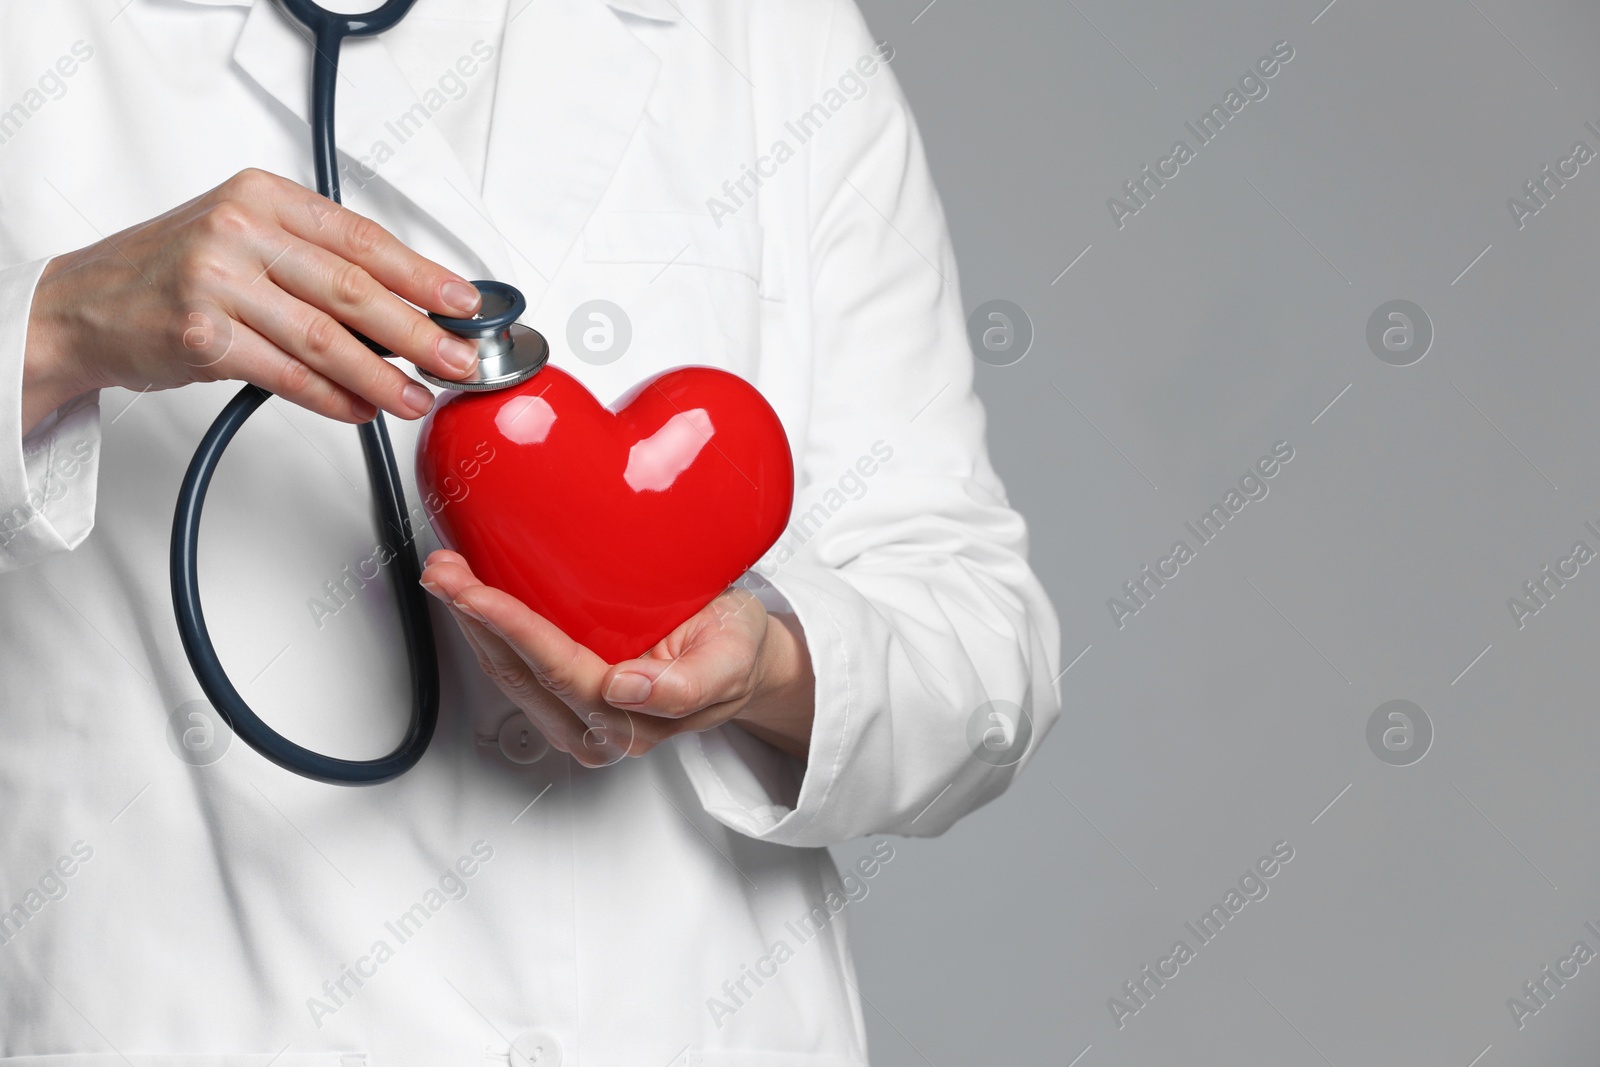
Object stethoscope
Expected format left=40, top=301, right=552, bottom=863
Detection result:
left=170, top=0, right=547, bottom=785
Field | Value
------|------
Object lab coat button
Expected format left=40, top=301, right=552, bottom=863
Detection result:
left=498, top=714, right=549, bottom=765
left=510, top=1028, right=563, bottom=1067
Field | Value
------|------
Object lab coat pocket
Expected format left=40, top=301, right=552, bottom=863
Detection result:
left=579, top=211, right=768, bottom=377
left=0, top=1057, right=365, bottom=1067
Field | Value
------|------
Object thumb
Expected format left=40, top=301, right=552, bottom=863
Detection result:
left=600, top=629, right=759, bottom=719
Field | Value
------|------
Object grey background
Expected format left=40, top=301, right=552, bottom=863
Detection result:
left=832, top=1, right=1600, bottom=1064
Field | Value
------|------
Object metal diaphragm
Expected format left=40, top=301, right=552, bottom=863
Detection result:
left=418, top=280, right=548, bottom=392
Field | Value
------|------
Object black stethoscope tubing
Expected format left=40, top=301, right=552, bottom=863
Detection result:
left=170, top=0, right=438, bottom=785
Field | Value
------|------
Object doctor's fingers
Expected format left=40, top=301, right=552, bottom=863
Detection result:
left=599, top=597, right=768, bottom=720
left=226, top=270, right=440, bottom=420
left=422, top=553, right=633, bottom=759
left=191, top=317, right=378, bottom=423
left=429, top=561, right=613, bottom=708
left=441, top=604, right=593, bottom=756
left=259, top=236, right=483, bottom=386
left=219, top=168, right=482, bottom=321
left=589, top=702, right=739, bottom=757
left=432, top=579, right=643, bottom=764
left=599, top=647, right=759, bottom=722
left=455, top=616, right=642, bottom=768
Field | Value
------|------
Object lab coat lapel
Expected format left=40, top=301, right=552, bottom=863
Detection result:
left=230, top=0, right=519, bottom=281
left=481, top=0, right=664, bottom=306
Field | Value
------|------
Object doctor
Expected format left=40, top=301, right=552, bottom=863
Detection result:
left=0, top=0, right=1060, bottom=1063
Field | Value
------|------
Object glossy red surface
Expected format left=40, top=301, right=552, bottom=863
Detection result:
left=416, top=364, right=795, bottom=664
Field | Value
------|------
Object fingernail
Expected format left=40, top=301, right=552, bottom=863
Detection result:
left=402, top=382, right=434, bottom=416
left=453, top=598, right=487, bottom=623
left=439, top=336, right=478, bottom=374
left=351, top=399, right=378, bottom=422
left=441, top=280, right=479, bottom=315
left=605, top=673, right=652, bottom=705
left=420, top=580, right=445, bottom=600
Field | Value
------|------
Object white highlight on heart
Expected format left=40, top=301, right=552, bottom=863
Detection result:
left=496, top=394, right=556, bottom=444
left=624, top=408, right=714, bottom=492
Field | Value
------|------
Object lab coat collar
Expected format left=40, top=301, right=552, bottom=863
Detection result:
left=596, top=0, right=682, bottom=22
left=480, top=0, right=660, bottom=305
left=220, top=0, right=664, bottom=304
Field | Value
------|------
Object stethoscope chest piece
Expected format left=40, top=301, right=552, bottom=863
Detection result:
left=418, top=280, right=548, bottom=392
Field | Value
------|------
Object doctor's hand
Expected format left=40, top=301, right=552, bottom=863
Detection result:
left=420, top=550, right=816, bottom=767
left=22, top=167, right=484, bottom=436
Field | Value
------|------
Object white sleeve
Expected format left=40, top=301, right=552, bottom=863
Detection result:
left=0, top=257, right=102, bottom=572
left=673, top=0, right=1062, bottom=848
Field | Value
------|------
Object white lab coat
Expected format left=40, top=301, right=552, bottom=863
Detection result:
left=0, top=0, right=1060, bottom=1063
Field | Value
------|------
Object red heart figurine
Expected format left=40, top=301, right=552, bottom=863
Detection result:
left=416, top=364, right=795, bottom=664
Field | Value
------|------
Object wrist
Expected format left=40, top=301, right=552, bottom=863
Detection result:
left=735, top=612, right=815, bottom=760
left=22, top=255, right=98, bottom=436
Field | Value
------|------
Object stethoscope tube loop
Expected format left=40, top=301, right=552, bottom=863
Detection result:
left=169, top=0, right=440, bottom=784
left=170, top=386, right=440, bottom=784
